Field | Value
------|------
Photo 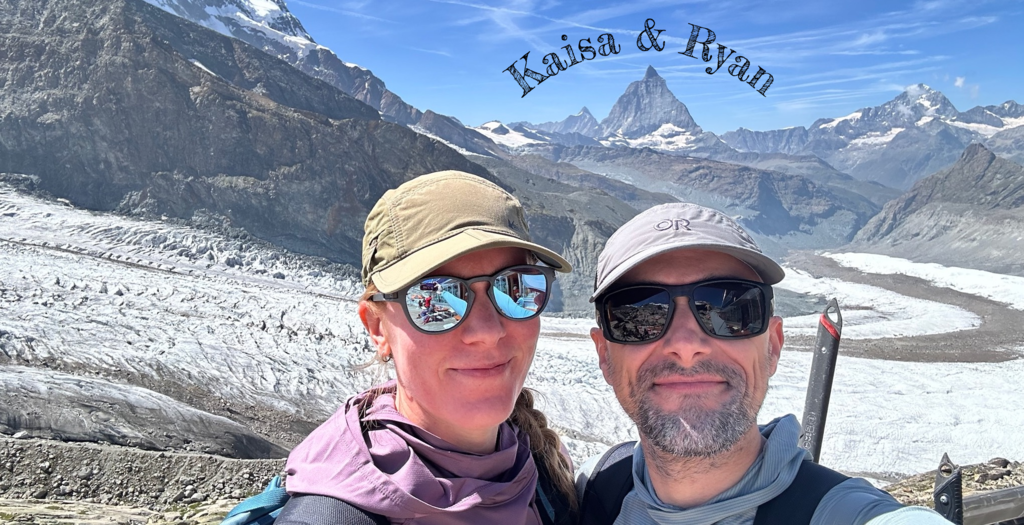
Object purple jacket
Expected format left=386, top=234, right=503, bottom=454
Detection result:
left=285, top=382, right=543, bottom=524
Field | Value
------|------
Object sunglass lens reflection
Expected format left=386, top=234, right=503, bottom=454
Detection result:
left=405, top=278, right=468, bottom=332
left=692, top=283, right=766, bottom=337
left=405, top=267, right=550, bottom=332
left=605, top=287, right=672, bottom=343
left=492, top=267, right=549, bottom=320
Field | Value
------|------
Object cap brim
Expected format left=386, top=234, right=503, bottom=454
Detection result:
left=590, top=243, right=785, bottom=301
left=372, top=229, right=572, bottom=293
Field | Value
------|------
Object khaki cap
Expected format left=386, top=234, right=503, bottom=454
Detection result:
left=591, top=202, right=784, bottom=301
left=362, top=170, right=571, bottom=293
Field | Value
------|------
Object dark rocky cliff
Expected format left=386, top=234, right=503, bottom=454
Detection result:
left=0, top=0, right=489, bottom=263
left=143, top=0, right=423, bottom=125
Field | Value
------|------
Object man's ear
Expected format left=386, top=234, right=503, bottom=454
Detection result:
left=358, top=301, right=389, bottom=356
left=766, top=315, right=784, bottom=376
left=591, top=327, right=614, bottom=385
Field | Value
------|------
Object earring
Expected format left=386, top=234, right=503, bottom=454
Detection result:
left=381, top=352, right=392, bottom=363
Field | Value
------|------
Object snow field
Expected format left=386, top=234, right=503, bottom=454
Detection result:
left=776, top=267, right=981, bottom=338
left=825, top=252, right=1024, bottom=311
left=2, top=187, right=1022, bottom=476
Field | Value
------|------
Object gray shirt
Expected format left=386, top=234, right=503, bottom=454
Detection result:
left=576, top=415, right=950, bottom=525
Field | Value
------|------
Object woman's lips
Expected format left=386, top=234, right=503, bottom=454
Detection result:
left=451, top=359, right=512, bottom=378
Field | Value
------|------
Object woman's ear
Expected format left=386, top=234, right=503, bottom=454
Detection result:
left=358, top=301, right=389, bottom=357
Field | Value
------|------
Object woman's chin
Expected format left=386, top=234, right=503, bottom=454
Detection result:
left=444, top=396, right=519, bottom=429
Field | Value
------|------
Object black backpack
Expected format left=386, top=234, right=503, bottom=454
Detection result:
left=575, top=441, right=849, bottom=525
left=273, top=452, right=575, bottom=525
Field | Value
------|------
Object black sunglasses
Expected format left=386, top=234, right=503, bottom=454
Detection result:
left=370, top=265, right=555, bottom=334
left=596, top=278, right=774, bottom=344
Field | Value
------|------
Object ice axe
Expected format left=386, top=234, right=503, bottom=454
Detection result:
left=933, top=453, right=964, bottom=525
left=799, top=298, right=842, bottom=464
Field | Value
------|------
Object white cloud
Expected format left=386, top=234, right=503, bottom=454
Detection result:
left=954, top=76, right=965, bottom=88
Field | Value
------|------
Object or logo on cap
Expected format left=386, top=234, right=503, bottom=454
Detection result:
left=654, top=218, right=691, bottom=231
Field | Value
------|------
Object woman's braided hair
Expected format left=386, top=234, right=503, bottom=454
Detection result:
left=360, top=284, right=578, bottom=511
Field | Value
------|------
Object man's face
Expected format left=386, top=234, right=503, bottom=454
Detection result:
left=591, top=249, right=784, bottom=458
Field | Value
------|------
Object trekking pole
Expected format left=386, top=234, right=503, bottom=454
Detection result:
left=799, top=298, right=842, bottom=464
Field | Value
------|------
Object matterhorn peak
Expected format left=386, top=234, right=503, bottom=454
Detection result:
left=598, top=67, right=701, bottom=138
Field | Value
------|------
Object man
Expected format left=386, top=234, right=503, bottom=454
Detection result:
left=576, top=203, right=948, bottom=525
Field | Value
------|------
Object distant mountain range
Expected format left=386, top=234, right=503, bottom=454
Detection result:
left=721, top=85, right=1024, bottom=189
left=141, top=0, right=1023, bottom=200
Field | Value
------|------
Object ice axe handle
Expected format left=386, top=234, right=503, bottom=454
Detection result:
left=799, top=298, right=842, bottom=463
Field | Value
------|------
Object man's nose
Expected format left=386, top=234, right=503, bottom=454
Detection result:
left=656, top=298, right=712, bottom=366
left=459, top=281, right=506, bottom=345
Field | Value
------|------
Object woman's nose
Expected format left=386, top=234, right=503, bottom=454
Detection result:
left=458, top=281, right=506, bottom=345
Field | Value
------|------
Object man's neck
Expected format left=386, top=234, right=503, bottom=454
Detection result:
left=642, top=425, right=765, bottom=509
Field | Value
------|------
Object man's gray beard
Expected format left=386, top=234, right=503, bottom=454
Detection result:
left=628, top=360, right=758, bottom=458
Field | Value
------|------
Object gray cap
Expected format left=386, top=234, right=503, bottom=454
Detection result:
left=591, top=203, right=785, bottom=301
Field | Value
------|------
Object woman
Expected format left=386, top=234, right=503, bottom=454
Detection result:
left=278, top=170, right=577, bottom=524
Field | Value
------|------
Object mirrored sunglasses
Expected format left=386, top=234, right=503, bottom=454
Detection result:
left=370, top=265, right=555, bottom=334
left=596, top=278, right=774, bottom=344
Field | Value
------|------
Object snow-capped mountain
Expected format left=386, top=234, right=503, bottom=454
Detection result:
left=504, top=67, right=729, bottom=155
left=595, top=66, right=729, bottom=154
left=521, top=107, right=601, bottom=137
left=0, top=0, right=487, bottom=266
left=144, top=0, right=314, bottom=51
left=599, top=66, right=703, bottom=138
left=721, top=84, right=1024, bottom=189
left=143, top=0, right=422, bottom=125
left=472, top=121, right=599, bottom=150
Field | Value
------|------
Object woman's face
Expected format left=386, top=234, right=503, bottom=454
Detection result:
left=361, top=247, right=541, bottom=444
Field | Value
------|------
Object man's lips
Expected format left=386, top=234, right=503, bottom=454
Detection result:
left=651, top=375, right=728, bottom=394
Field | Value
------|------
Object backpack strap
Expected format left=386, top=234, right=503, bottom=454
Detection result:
left=575, top=441, right=637, bottom=525
left=274, top=493, right=389, bottom=525
left=753, top=460, right=850, bottom=525
left=222, top=475, right=290, bottom=525
left=534, top=451, right=576, bottom=525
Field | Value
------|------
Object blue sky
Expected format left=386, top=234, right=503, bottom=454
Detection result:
left=286, top=0, right=1022, bottom=134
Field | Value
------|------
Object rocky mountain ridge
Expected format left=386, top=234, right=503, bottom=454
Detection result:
left=516, top=106, right=601, bottom=137
left=852, top=144, right=1024, bottom=275
left=536, top=144, right=879, bottom=250
left=142, top=0, right=423, bottom=126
